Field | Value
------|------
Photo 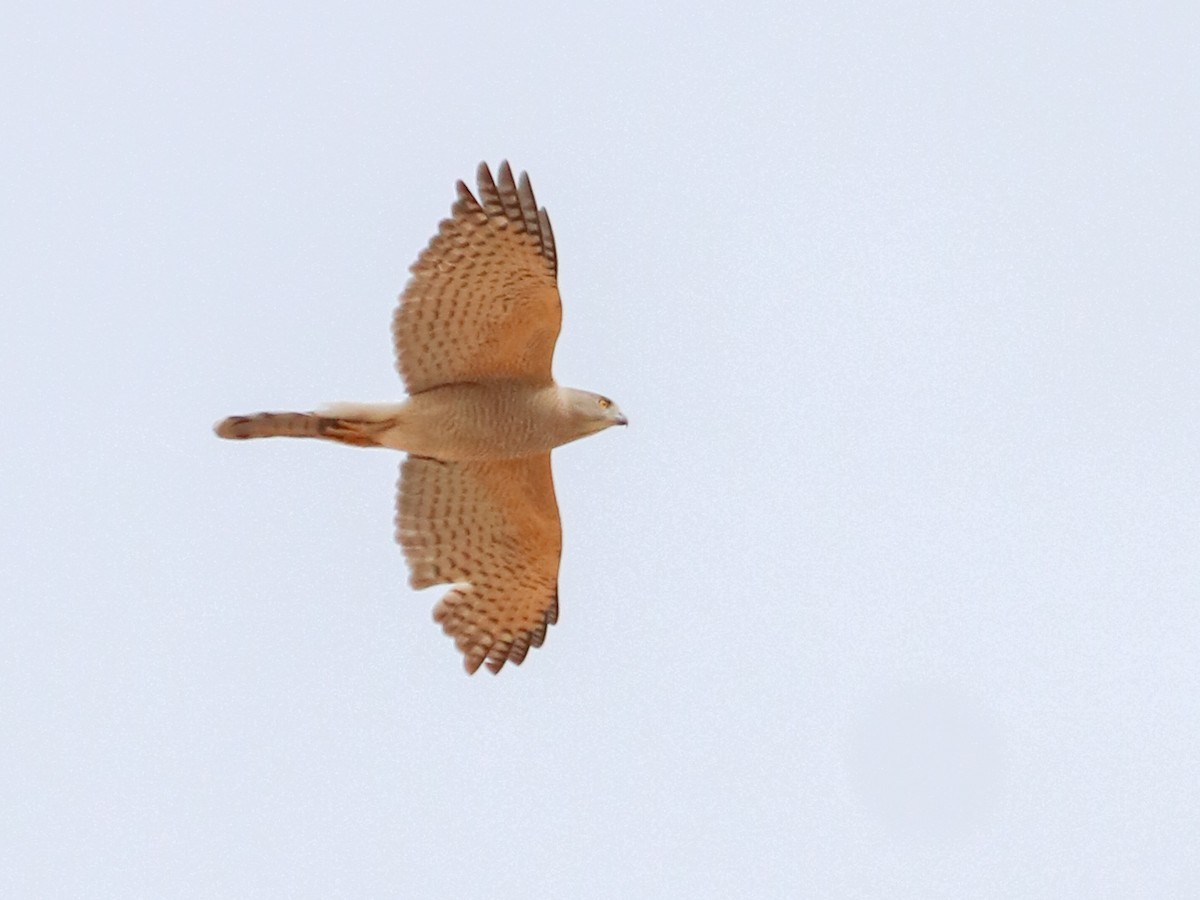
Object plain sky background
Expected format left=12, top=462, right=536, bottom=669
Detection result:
left=3, top=2, right=1198, bottom=897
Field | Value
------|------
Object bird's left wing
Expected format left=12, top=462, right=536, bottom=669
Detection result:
left=395, top=454, right=562, bottom=673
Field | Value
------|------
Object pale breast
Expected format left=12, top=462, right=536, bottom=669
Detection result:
left=382, top=382, right=567, bottom=461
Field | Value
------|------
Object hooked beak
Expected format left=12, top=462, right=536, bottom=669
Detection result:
left=614, top=414, right=628, bottom=427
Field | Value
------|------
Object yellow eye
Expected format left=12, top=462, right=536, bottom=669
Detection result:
left=598, top=397, right=611, bottom=410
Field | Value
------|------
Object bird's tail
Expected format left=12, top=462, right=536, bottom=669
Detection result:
left=213, top=411, right=383, bottom=447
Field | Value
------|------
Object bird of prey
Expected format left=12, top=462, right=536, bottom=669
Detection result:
left=215, top=162, right=626, bottom=674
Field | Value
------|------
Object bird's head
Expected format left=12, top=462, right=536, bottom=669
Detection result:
left=561, top=388, right=628, bottom=437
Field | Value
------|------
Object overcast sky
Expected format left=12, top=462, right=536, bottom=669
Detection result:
left=3, top=2, right=1198, bottom=897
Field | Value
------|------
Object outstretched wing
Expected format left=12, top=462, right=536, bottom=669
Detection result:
left=393, top=161, right=561, bottom=395
left=395, top=454, right=562, bottom=674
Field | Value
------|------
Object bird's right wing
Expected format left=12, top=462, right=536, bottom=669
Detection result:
left=393, top=162, right=562, bottom=395
left=395, top=454, right=562, bottom=674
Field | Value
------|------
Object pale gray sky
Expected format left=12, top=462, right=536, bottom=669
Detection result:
left=3, top=2, right=1198, bottom=897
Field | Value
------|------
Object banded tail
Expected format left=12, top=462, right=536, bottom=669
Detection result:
left=214, top=411, right=383, bottom=447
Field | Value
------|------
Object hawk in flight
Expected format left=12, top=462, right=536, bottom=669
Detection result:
left=215, top=162, right=626, bottom=674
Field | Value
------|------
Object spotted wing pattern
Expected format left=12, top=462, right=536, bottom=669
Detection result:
left=393, top=161, right=561, bottom=395
left=395, top=454, right=562, bottom=674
